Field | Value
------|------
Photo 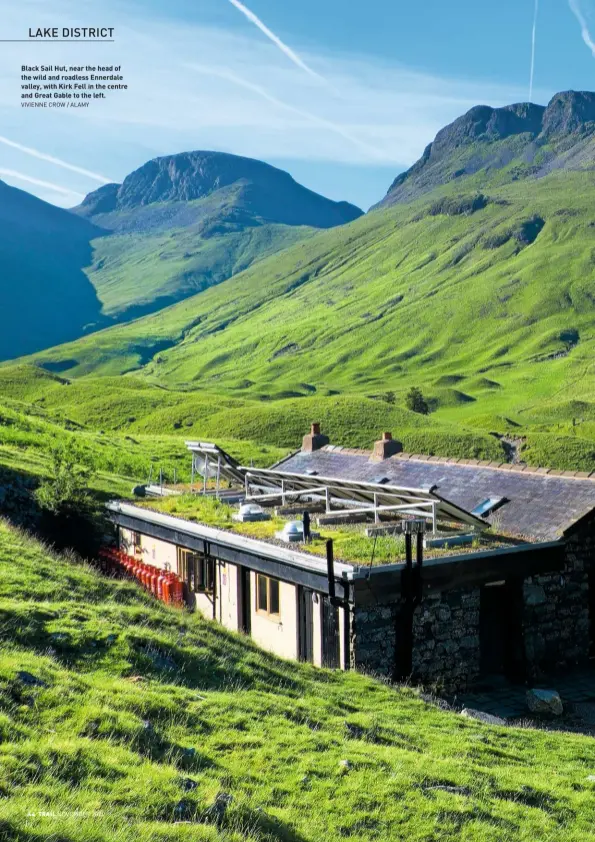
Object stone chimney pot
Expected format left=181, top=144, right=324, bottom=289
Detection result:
left=371, top=431, right=403, bottom=461
left=302, top=422, right=329, bottom=452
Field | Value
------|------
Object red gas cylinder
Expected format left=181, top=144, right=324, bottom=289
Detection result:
left=139, top=565, right=149, bottom=585
left=150, top=569, right=160, bottom=597
left=162, top=575, right=172, bottom=604
left=146, top=567, right=153, bottom=593
left=157, top=572, right=167, bottom=601
left=171, top=576, right=184, bottom=606
left=141, top=566, right=152, bottom=589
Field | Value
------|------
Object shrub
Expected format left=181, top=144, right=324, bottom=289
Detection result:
left=405, top=387, right=429, bottom=415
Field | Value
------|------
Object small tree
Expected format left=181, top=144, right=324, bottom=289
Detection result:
left=35, top=444, right=102, bottom=556
left=405, top=386, right=429, bottom=415
left=35, top=444, right=92, bottom=517
left=382, top=391, right=396, bottom=405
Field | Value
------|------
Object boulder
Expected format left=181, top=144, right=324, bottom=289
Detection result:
left=461, top=708, right=506, bottom=726
left=526, top=688, right=563, bottom=716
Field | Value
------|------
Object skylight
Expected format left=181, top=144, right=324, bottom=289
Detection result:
left=472, top=496, right=506, bottom=518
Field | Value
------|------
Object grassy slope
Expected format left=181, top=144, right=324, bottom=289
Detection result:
left=0, top=366, right=506, bottom=464
left=6, top=169, right=595, bottom=468
left=2, top=520, right=595, bottom=841
left=0, top=385, right=285, bottom=504
left=88, top=221, right=313, bottom=319
left=22, top=173, right=595, bottom=412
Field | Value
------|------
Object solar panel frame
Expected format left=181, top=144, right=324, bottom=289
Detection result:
left=241, top=466, right=485, bottom=529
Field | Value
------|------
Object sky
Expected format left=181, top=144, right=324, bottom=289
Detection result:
left=1, top=0, right=595, bottom=210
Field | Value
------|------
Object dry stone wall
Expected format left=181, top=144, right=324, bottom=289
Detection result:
left=412, top=588, right=481, bottom=692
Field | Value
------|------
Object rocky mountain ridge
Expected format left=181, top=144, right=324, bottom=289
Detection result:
left=73, top=150, right=363, bottom=233
left=378, top=90, right=595, bottom=206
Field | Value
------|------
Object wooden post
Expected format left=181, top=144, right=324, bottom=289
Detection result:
left=326, top=539, right=335, bottom=601
left=203, top=454, right=208, bottom=495
left=190, top=455, right=194, bottom=493
left=216, top=454, right=221, bottom=499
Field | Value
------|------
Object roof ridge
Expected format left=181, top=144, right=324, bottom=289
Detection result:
left=391, top=452, right=595, bottom=480
left=319, top=446, right=595, bottom=480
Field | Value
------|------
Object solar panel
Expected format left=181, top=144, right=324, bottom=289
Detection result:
left=185, top=442, right=246, bottom=485
left=240, top=466, right=485, bottom=530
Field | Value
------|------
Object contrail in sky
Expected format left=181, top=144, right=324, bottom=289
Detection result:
left=568, top=0, right=595, bottom=57
left=227, top=0, right=324, bottom=81
left=0, top=168, right=84, bottom=198
left=529, top=0, right=539, bottom=100
left=187, top=64, right=387, bottom=160
left=0, top=135, right=112, bottom=184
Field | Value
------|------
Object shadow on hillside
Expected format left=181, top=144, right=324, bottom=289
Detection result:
left=0, top=594, right=306, bottom=695
left=0, top=464, right=106, bottom=558
left=0, top=181, right=108, bottom=362
left=0, top=464, right=41, bottom=530
left=127, top=624, right=305, bottom=694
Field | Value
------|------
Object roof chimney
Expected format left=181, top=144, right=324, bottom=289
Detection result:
left=302, top=422, right=329, bottom=452
left=370, top=431, right=403, bottom=461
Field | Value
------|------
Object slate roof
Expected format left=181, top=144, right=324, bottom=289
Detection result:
left=277, top=448, right=595, bottom=542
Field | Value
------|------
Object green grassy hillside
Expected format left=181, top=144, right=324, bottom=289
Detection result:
left=6, top=95, right=595, bottom=471
left=0, top=385, right=285, bottom=523
left=13, top=169, right=595, bottom=468
left=0, top=152, right=362, bottom=364
left=87, top=220, right=313, bottom=321
left=2, top=520, right=595, bottom=841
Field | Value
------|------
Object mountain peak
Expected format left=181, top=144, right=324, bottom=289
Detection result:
left=541, top=90, right=595, bottom=137
left=378, top=89, right=595, bottom=207
left=73, top=150, right=363, bottom=230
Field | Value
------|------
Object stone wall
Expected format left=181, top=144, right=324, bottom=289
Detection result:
left=350, top=602, right=399, bottom=677
left=351, top=587, right=481, bottom=691
left=522, top=526, right=593, bottom=678
left=351, top=525, right=594, bottom=690
left=412, top=588, right=481, bottom=692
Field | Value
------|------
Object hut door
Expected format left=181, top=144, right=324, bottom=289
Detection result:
left=298, top=587, right=314, bottom=663
left=321, top=596, right=340, bottom=668
left=237, top=566, right=251, bottom=635
left=480, top=579, right=524, bottom=681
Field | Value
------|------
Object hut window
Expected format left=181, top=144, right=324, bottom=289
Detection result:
left=177, top=548, right=214, bottom=593
left=256, top=574, right=281, bottom=619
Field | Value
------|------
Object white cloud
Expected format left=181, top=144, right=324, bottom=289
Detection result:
left=0, top=168, right=84, bottom=197
left=0, top=135, right=113, bottom=183
left=568, top=0, right=595, bottom=57
left=226, top=0, right=324, bottom=82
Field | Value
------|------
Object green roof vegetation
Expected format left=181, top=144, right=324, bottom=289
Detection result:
left=139, top=494, right=503, bottom=567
